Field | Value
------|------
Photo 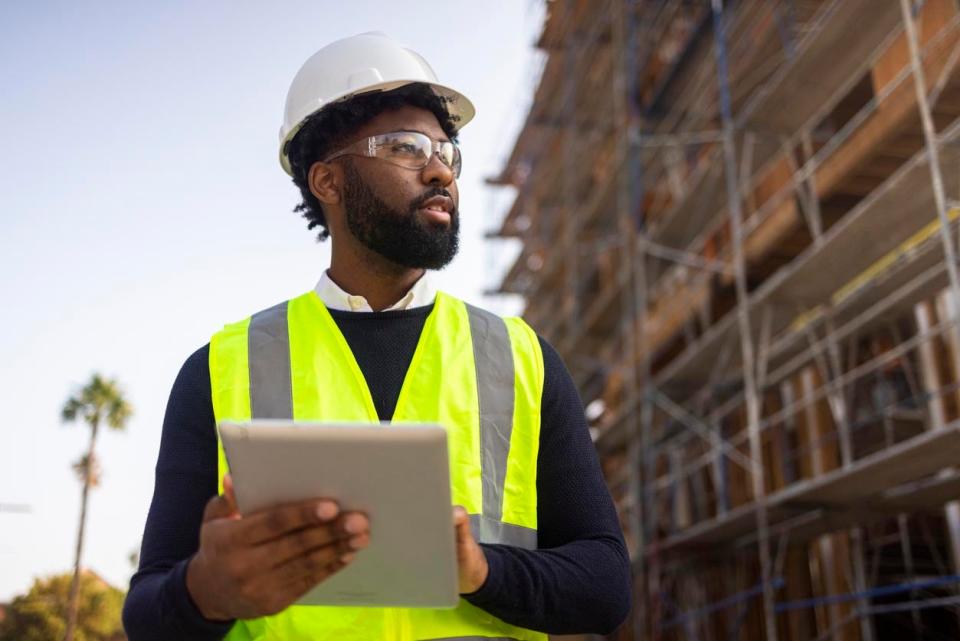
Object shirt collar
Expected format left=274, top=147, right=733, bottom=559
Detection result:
left=315, top=270, right=436, bottom=312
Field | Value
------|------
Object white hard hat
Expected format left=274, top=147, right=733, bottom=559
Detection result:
left=279, top=32, right=476, bottom=176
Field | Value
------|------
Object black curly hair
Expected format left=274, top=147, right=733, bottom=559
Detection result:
left=285, top=83, right=461, bottom=241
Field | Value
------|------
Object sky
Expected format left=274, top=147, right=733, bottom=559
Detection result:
left=0, top=0, right=545, bottom=601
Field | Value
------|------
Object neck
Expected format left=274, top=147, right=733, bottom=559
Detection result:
left=328, top=241, right=425, bottom=312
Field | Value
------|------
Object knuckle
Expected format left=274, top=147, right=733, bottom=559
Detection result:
left=265, top=511, right=287, bottom=533
left=309, top=546, right=336, bottom=569
left=299, top=552, right=319, bottom=574
left=294, top=528, right=313, bottom=551
left=217, top=525, right=239, bottom=548
left=205, top=518, right=224, bottom=536
left=319, top=524, right=339, bottom=546
left=304, top=503, right=323, bottom=523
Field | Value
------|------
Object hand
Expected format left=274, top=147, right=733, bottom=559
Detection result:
left=186, top=475, right=371, bottom=621
left=453, top=506, right=488, bottom=594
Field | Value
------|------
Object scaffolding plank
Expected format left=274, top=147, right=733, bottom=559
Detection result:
left=743, top=0, right=902, bottom=134
left=650, top=150, right=725, bottom=248
left=777, top=146, right=960, bottom=305
left=652, top=142, right=959, bottom=394
left=653, top=501, right=764, bottom=551
left=776, top=424, right=960, bottom=506
left=654, top=425, right=960, bottom=552
left=757, top=469, right=960, bottom=546
left=881, top=470, right=960, bottom=512
left=762, top=232, right=952, bottom=388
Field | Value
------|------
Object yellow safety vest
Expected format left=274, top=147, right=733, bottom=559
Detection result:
left=209, top=290, right=548, bottom=641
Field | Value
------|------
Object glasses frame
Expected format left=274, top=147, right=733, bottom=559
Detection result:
left=324, top=130, right=462, bottom=178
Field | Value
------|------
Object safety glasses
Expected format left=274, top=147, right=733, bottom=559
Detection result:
left=325, top=131, right=462, bottom=178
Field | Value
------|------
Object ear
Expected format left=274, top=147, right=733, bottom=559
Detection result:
left=308, top=161, right=342, bottom=206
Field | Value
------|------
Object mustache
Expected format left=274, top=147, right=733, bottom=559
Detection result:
left=410, top=187, right=456, bottom=214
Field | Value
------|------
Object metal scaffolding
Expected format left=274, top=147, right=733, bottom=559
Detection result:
left=487, top=0, right=960, bottom=639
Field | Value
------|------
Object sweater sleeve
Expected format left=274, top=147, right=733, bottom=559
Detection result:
left=122, top=345, right=234, bottom=641
left=462, top=336, right=633, bottom=635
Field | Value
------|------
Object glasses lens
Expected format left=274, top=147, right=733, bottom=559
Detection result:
left=378, top=132, right=431, bottom=169
left=370, top=132, right=461, bottom=178
left=442, top=143, right=462, bottom=178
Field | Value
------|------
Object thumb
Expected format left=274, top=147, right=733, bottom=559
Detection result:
left=222, top=474, right=239, bottom=513
left=202, top=493, right=237, bottom=522
left=453, top=506, right=472, bottom=544
left=202, top=475, right=240, bottom=522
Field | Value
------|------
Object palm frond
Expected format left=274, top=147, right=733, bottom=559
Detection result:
left=61, top=373, right=132, bottom=432
left=61, top=397, right=83, bottom=423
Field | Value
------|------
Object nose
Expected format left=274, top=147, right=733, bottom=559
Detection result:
left=421, top=150, right=455, bottom=187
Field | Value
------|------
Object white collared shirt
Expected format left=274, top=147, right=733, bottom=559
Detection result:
left=314, top=270, right=437, bottom=312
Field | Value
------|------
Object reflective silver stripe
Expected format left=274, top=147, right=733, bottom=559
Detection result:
left=248, top=301, right=293, bottom=419
left=465, top=304, right=515, bottom=533
left=468, top=513, right=537, bottom=550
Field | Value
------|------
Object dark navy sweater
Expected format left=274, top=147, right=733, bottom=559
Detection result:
left=122, top=304, right=631, bottom=639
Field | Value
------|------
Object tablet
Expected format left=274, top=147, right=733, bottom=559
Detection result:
left=218, top=421, right=458, bottom=608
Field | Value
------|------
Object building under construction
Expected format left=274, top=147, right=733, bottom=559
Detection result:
left=488, top=0, right=960, bottom=639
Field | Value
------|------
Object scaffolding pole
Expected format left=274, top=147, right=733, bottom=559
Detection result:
left=613, top=1, right=649, bottom=638
left=901, top=0, right=960, bottom=605
left=712, top=1, right=778, bottom=639
left=900, top=0, right=960, bottom=309
left=561, top=0, right=580, bottom=346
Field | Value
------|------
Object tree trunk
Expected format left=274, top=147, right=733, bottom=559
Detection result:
left=64, top=419, right=98, bottom=641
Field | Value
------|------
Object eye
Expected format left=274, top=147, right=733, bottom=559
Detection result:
left=391, top=141, right=419, bottom=154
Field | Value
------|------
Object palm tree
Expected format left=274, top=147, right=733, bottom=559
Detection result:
left=61, top=373, right=132, bottom=641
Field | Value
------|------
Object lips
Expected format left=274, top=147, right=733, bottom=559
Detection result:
left=420, top=195, right=454, bottom=215
left=417, top=195, right=455, bottom=226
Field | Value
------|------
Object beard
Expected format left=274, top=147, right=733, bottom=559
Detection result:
left=341, top=162, right=460, bottom=270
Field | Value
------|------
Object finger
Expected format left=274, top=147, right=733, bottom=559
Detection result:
left=201, top=493, right=237, bottom=523
left=338, top=512, right=370, bottom=538
left=222, top=474, right=239, bottom=514
left=263, top=557, right=351, bottom=614
left=453, top=507, right=472, bottom=545
left=265, top=511, right=370, bottom=566
left=240, top=500, right=341, bottom=545
left=272, top=542, right=354, bottom=588
left=253, top=521, right=365, bottom=570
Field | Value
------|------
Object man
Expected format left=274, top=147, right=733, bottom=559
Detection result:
left=123, top=33, right=631, bottom=640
